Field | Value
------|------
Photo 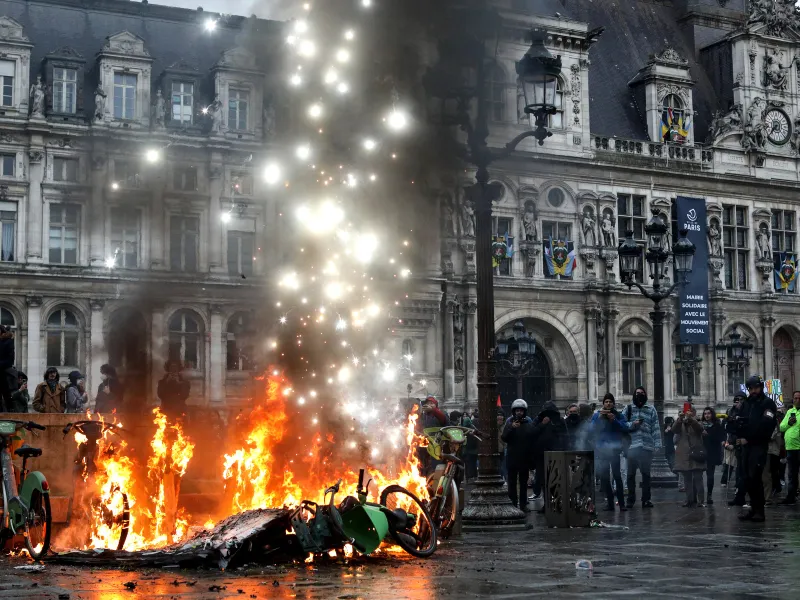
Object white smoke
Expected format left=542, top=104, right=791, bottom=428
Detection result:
left=154, top=0, right=299, bottom=20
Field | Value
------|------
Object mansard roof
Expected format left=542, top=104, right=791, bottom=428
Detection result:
left=0, top=0, right=281, bottom=80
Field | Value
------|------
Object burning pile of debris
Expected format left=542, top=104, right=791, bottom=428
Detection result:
left=52, top=509, right=293, bottom=569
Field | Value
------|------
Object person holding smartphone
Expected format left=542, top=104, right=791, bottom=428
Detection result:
left=9, top=371, right=29, bottom=413
left=591, top=393, right=628, bottom=511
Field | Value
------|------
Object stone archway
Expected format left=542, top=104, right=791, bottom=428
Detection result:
left=494, top=314, right=581, bottom=414
left=774, top=326, right=798, bottom=395
left=108, top=308, right=149, bottom=403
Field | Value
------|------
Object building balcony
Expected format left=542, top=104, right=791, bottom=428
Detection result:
left=592, top=135, right=714, bottom=168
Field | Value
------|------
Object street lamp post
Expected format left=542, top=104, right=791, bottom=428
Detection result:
left=673, top=344, right=703, bottom=406
left=715, top=325, right=754, bottom=395
left=424, top=29, right=561, bottom=530
left=618, top=212, right=696, bottom=486
left=495, top=321, right=538, bottom=399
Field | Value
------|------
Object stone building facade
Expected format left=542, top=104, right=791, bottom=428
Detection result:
left=0, top=1, right=281, bottom=407
left=397, top=0, right=800, bottom=415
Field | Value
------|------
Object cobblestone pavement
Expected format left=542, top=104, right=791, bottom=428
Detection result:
left=2, top=489, right=800, bottom=600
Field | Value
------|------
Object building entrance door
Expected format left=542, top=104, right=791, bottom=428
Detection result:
left=496, top=348, right=552, bottom=417
left=774, top=327, right=795, bottom=396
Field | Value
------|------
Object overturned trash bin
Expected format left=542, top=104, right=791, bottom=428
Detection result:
left=543, top=450, right=595, bottom=528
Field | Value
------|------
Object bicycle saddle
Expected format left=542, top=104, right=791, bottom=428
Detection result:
left=14, top=445, right=43, bottom=458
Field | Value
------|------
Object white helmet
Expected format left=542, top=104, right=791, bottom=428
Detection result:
left=511, top=399, right=528, bottom=411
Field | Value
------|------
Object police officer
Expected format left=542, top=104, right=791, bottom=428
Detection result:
left=727, top=375, right=777, bottom=522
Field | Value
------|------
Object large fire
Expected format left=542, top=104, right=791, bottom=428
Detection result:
left=63, top=408, right=195, bottom=551
left=222, top=371, right=428, bottom=514
left=68, top=370, right=428, bottom=552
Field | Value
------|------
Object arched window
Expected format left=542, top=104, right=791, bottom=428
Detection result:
left=674, top=344, right=700, bottom=397
left=168, top=310, right=202, bottom=370
left=227, top=312, right=253, bottom=371
left=484, top=64, right=506, bottom=122
left=402, top=338, right=415, bottom=369
left=661, top=94, right=686, bottom=142
left=46, top=308, right=79, bottom=368
left=0, top=306, right=14, bottom=331
left=547, top=78, right=565, bottom=129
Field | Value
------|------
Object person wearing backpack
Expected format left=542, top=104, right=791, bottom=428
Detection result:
left=623, top=386, right=662, bottom=508
left=32, top=367, right=66, bottom=413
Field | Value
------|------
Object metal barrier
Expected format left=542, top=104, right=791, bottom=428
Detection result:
left=543, top=450, right=595, bottom=528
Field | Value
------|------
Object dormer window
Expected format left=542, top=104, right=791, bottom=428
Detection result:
left=228, top=88, right=249, bottom=130
left=53, top=67, right=77, bottom=113
left=0, top=60, right=13, bottom=106
left=661, top=94, right=688, bottom=143
left=172, top=81, right=194, bottom=124
left=113, top=72, right=137, bottom=119
left=484, top=64, right=506, bottom=122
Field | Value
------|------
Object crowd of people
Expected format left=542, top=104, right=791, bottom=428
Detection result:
left=0, top=327, right=191, bottom=417
left=426, top=374, right=799, bottom=524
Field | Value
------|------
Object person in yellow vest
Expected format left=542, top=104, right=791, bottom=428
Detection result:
left=779, top=391, right=800, bottom=504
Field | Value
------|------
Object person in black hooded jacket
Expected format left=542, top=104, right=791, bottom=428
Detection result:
left=530, top=401, right=569, bottom=511
left=501, top=398, right=535, bottom=511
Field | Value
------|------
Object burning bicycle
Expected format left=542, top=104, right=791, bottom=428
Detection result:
left=63, top=419, right=130, bottom=551
left=290, top=468, right=437, bottom=559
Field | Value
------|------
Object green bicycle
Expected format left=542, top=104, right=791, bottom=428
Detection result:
left=0, top=420, right=51, bottom=559
left=423, top=425, right=482, bottom=538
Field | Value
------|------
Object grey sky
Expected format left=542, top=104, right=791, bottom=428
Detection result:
left=152, top=0, right=297, bottom=20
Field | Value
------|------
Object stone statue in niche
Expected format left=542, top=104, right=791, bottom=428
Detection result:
left=708, top=219, right=722, bottom=258
left=741, top=98, right=767, bottom=151
left=600, top=209, right=616, bottom=248
left=209, top=94, right=224, bottom=134
left=581, top=206, right=597, bottom=247
left=522, top=200, right=538, bottom=241
left=763, top=50, right=794, bottom=90
left=756, top=224, right=772, bottom=260
left=94, top=87, right=107, bottom=121
left=461, top=199, right=476, bottom=238
left=152, top=89, right=166, bottom=128
left=454, top=341, right=465, bottom=374
left=708, top=104, right=742, bottom=143
left=441, top=193, right=457, bottom=237
left=29, top=75, right=45, bottom=118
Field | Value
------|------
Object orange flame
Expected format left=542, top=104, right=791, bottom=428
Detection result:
left=66, top=409, right=195, bottom=551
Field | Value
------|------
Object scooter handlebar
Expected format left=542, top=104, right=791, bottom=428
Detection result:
left=26, top=421, right=46, bottom=431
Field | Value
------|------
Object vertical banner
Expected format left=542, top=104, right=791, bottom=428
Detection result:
left=676, top=196, right=710, bottom=344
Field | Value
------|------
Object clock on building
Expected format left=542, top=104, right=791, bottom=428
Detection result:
left=764, top=109, right=791, bottom=145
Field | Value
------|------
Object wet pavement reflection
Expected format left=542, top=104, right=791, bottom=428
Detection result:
left=2, top=489, right=800, bottom=599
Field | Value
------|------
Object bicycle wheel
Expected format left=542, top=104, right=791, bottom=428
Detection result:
left=116, top=492, right=130, bottom=551
left=24, top=490, right=51, bottom=560
left=379, top=485, right=437, bottom=558
left=438, top=479, right=459, bottom=538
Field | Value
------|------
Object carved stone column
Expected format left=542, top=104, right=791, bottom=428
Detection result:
left=89, top=299, right=106, bottom=401
left=89, top=153, right=108, bottom=267
left=465, top=300, right=478, bottom=405
left=25, top=296, right=43, bottom=382
left=26, top=149, right=45, bottom=263
left=600, top=248, right=618, bottom=283
left=150, top=168, right=167, bottom=269
left=210, top=304, right=224, bottom=404
left=208, top=156, right=225, bottom=273
left=761, top=315, right=776, bottom=378
left=444, top=297, right=456, bottom=403
left=584, top=306, right=599, bottom=403
left=151, top=306, right=166, bottom=406
left=711, top=305, right=727, bottom=406
left=662, top=309, right=675, bottom=412
left=604, top=306, right=620, bottom=397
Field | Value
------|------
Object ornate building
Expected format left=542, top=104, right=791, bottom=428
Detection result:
left=399, top=0, right=800, bottom=415
left=0, top=0, right=281, bottom=407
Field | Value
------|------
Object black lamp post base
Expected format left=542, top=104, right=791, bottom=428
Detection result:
left=461, top=475, right=531, bottom=532
left=649, top=455, right=678, bottom=488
